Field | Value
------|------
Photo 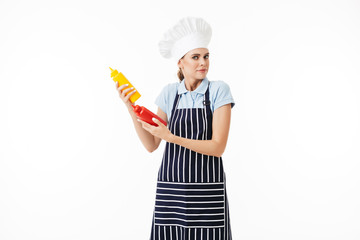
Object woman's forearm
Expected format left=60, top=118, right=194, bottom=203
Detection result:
left=167, top=104, right=231, bottom=157
left=167, top=135, right=226, bottom=158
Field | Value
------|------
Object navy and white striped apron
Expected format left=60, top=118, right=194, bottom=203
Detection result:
left=150, top=83, right=232, bottom=240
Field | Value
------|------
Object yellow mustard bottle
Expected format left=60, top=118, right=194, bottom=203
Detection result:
left=110, top=67, right=141, bottom=103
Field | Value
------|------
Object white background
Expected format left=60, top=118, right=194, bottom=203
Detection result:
left=1, top=0, right=359, bottom=239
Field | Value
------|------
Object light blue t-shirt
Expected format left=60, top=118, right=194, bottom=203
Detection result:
left=155, top=77, right=235, bottom=121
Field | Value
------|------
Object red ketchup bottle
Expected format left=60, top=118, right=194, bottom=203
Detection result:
left=132, top=105, right=167, bottom=126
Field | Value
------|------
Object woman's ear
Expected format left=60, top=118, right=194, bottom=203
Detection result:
left=177, top=59, right=181, bottom=68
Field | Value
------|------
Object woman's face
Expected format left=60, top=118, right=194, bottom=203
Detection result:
left=178, top=48, right=210, bottom=81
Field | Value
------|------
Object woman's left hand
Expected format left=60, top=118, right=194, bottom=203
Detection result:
left=137, top=118, right=173, bottom=142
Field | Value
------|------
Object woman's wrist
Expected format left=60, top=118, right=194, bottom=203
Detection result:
left=126, top=103, right=134, bottom=112
left=165, top=132, right=175, bottom=143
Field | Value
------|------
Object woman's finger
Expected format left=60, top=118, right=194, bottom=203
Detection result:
left=123, top=89, right=136, bottom=102
left=117, top=83, right=129, bottom=91
left=138, top=119, right=152, bottom=132
left=120, top=87, right=134, bottom=96
left=138, top=118, right=150, bottom=127
left=151, top=117, right=164, bottom=127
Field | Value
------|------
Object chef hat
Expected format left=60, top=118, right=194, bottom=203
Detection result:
left=159, top=17, right=212, bottom=61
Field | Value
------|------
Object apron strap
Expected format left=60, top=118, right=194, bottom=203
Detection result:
left=170, top=91, right=181, bottom=116
left=203, top=82, right=211, bottom=110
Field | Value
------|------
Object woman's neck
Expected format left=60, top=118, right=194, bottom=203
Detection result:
left=184, top=78, right=203, bottom=91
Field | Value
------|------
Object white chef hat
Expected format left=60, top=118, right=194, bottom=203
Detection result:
left=159, top=17, right=212, bottom=61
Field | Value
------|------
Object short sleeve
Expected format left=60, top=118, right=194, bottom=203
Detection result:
left=211, top=81, right=235, bottom=111
left=155, top=84, right=170, bottom=116
left=155, top=83, right=178, bottom=120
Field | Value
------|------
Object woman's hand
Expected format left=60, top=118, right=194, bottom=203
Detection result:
left=115, top=81, right=137, bottom=110
left=138, top=118, right=173, bottom=142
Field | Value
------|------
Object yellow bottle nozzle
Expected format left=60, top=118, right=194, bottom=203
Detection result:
left=109, top=67, right=119, bottom=78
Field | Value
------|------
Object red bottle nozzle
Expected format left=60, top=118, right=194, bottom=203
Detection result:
left=132, top=105, right=140, bottom=113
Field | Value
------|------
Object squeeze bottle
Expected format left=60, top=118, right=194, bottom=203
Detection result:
left=110, top=67, right=141, bottom=103
left=132, top=105, right=167, bottom=127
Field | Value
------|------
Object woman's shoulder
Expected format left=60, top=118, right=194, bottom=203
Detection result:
left=156, top=81, right=179, bottom=105
left=208, top=79, right=235, bottom=110
left=155, top=81, right=180, bottom=120
left=208, top=80, right=232, bottom=93
left=160, top=81, right=180, bottom=95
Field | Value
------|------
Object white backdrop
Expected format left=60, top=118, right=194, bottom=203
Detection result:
left=1, top=0, right=359, bottom=239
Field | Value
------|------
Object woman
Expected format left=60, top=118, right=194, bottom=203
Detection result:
left=116, top=17, right=234, bottom=240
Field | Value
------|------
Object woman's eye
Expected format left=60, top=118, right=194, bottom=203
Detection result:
left=204, top=55, right=209, bottom=59
left=192, top=56, right=199, bottom=60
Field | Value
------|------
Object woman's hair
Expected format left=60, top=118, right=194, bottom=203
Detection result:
left=177, top=68, right=184, bottom=82
left=177, top=56, right=185, bottom=81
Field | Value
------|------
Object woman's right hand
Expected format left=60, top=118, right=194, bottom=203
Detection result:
left=115, top=81, right=137, bottom=110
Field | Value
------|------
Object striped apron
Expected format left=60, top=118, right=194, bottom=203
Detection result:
left=150, top=84, right=232, bottom=240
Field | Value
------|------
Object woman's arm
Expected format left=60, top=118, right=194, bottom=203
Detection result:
left=127, top=106, right=167, bottom=153
left=116, top=82, right=166, bottom=153
left=139, top=103, right=232, bottom=157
